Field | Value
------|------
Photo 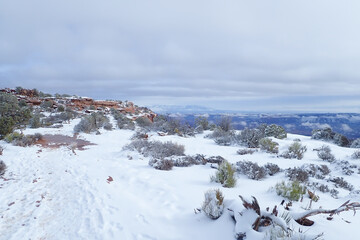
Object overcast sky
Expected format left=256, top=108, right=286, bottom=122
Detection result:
left=1, top=0, right=360, bottom=113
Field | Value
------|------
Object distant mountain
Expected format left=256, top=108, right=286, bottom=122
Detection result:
left=148, top=105, right=222, bottom=114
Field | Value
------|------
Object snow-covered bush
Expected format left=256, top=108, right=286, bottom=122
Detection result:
left=236, top=161, right=267, bottom=180
left=275, top=181, right=306, bottom=201
left=130, top=131, right=149, bottom=140
left=237, top=148, right=256, bottom=155
left=74, top=112, right=111, bottom=133
left=239, top=127, right=264, bottom=148
left=0, top=146, right=3, bottom=155
left=135, top=116, right=152, bottom=129
left=281, top=142, right=307, bottom=160
left=201, top=189, right=224, bottom=220
left=172, top=154, right=207, bottom=167
left=311, top=127, right=334, bottom=141
left=303, top=164, right=330, bottom=179
left=40, top=100, right=53, bottom=110
left=103, top=122, right=113, bottom=130
left=112, top=111, right=135, bottom=130
left=259, top=138, right=279, bottom=154
left=264, top=163, right=281, bottom=176
left=124, top=139, right=185, bottom=159
left=352, top=150, right=360, bottom=159
left=285, top=167, right=309, bottom=182
left=217, top=116, right=232, bottom=132
left=148, top=158, right=174, bottom=171
left=264, top=124, right=287, bottom=139
left=211, top=160, right=236, bottom=188
left=207, top=128, right=236, bottom=146
left=0, top=160, right=6, bottom=175
left=195, top=116, right=210, bottom=131
left=29, top=114, right=42, bottom=128
left=317, top=145, right=335, bottom=162
left=351, top=138, right=360, bottom=148
left=206, top=155, right=225, bottom=164
left=336, top=160, right=357, bottom=176
left=330, top=177, right=354, bottom=191
left=5, top=132, right=42, bottom=147
left=333, top=133, right=350, bottom=147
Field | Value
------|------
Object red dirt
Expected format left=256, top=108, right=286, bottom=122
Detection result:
left=35, top=134, right=95, bottom=150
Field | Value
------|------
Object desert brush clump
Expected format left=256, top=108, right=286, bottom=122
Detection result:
left=281, top=141, right=307, bottom=160
left=74, top=112, right=111, bottom=133
left=211, top=160, right=237, bottom=188
left=264, top=163, right=282, bottom=176
left=264, top=124, right=287, bottom=139
left=317, top=145, right=335, bottom=162
left=237, top=148, right=257, bottom=155
left=352, top=150, right=360, bottom=159
left=148, top=158, right=174, bottom=171
left=329, top=177, right=354, bottom=191
left=0, top=160, right=6, bottom=176
left=312, top=127, right=350, bottom=147
left=201, top=189, right=224, bottom=220
left=0, top=92, right=32, bottom=138
left=259, top=138, right=279, bottom=154
left=135, top=116, right=153, bottom=129
left=208, top=128, right=236, bottom=146
left=4, top=132, right=43, bottom=147
left=124, top=139, right=185, bottom=167
left=236, top=161, right=267, bottom=180
left=275, top=181, right=307, bottom=201
left=111, top=109, right=135, bottom=130
left=285, top=167, right=309, bottom=183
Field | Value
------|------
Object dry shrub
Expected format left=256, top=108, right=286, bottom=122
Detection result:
left=202, top=189, right=224, bottom=219
left=0, top=160, right=6, bottom=175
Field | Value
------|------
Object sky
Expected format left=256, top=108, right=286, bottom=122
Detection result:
left=1, top=0, right=360, bottom=113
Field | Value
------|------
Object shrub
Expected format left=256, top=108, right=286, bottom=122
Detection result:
left=206, top=155, right=225, bottom=164
left=172, top=154, right=207, bottom=167
left=333, top=133, right=350, bottom=147
left=115, top=114, right=135, bottom=130
left=351, top=138, right=360, bottom=148
left=329, top=177, right=354, bottom=191
left=57, top=105, right=65, bottom=112
left=29, top=114, right=42, bottom=128
left=285, top=167, right=309, bottom=182
left=0, top=146, right=3, bottom=155
left=239, top=128, right=264, bottom=148
left=211, top=160, right=236, bottom=188
left=135, top=116, right=153, bottom=129
left=311, top=127, right=334, bottom=141
left=303, top=164, right=330, bottom=179
left=103, top=122, right=113, bottom=130
left=264, top=163, right=281, bottom=176
left=0, top=92, right=31, bottom=138
left=217, top=116, right=232, bottom=132
left=201, top=189, right=224, bottom=220
left=237, top=148, right=256, bottom=155
left=335, top=160, right=357, bottom=176
left=40, top=100, right=53, bottom=110
left=5, top=133, right=42, bottom=147
left=259, top=138, right=279, bottom=154
left=4, top=132, right=24, bottom=143
left=148, top=158, right=174, bottom=170
left=281, top=142, right=307, bottom=160
left=275, top=181, right=306, bottom=201
left=352, top=150, right=360, bottom=159
left=131, top=131, right=149, bottom=140
left=210, top=128, right=236, bottom=146
left=0, top=160, right=6, bottom=175
left=264, top=124, right=287, bottom=139
left=236, top=161, right=267, bottom=180
left=317, top=145, right=335, bottom=162
left=74, top=112, right=111, bottom=133
left=195, top=116, right=209, bottom=131
left=124, top=139, right=185, bottom=159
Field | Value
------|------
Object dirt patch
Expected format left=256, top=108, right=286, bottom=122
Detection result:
left=36, top=134, right=95, bottom=150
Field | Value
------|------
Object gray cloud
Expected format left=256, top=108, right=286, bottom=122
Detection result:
left=1, top=0, right=360, bottom=112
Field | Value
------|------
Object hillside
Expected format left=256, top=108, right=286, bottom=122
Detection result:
left=1, top=89, right=360, bottom=240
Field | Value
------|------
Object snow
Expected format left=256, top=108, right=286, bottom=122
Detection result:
left=1, top=118, right=360, bottom=239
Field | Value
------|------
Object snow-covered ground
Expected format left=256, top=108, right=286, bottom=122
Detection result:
left=1, top=118, right=360, bottom=240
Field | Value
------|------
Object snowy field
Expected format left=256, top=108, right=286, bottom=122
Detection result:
left=1, top=118, right=360, bottom=240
